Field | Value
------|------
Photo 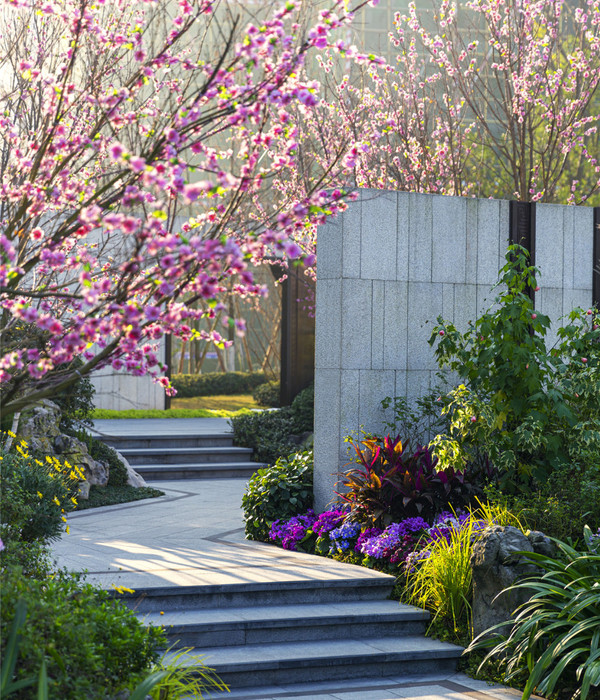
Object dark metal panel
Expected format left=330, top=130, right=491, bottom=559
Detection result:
left=275, top=265, right=315, bottom=406
left=594, top=207, right=600, bottom=307
left=164, top=334, right=172, bottom=410
left=509, top=201, right=536, bottom=303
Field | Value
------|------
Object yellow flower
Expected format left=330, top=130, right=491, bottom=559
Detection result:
left=65, top=526, right=70, bottom=534
left=53, top=496, right=60, bottom=506
left=61, top=516, right=67, bottom=523
left=35, top=459, right=43, bottom=466
left=7, top=430, right=16, bottom=438
left=70, top=497, right=78, bottom=505
left=37, top=491, right=43, bottom=499
left=46, top=456, right=53, bottom=464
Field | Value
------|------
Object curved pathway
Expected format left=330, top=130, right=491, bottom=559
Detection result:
left=51, top=419, right=527, bottom=700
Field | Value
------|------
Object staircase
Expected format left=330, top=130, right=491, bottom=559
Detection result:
left=118, top=574, right=463, bottom=690
left=101, top=433, right=263, bottom=480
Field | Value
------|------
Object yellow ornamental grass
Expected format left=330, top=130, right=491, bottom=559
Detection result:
left=404, top=501, right=525, bottom=639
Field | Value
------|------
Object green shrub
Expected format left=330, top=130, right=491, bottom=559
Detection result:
left=290, top=384, right=314, bottom=432
left=91, top=437, right=129, bottom=487
left=231, top=408, right=298, bottom=464
left=242, top=451, right=314, bottom=541
left=0, top=437, right=80, bottom=544
left=171, top=371, right=268, bottom=398
left=485, top=463, right=600, bottom=544
left=53, top=359, right=96, bottom=431
left=0, top=538, right=52, bottom=580
left=253, top=380, right=281, bottom=407
left=0, top=566, right=165, bottom=699
left=429, top=245, right=600, bottom=492
left=468, top=529, right=600, bottom=700
left=381, top=385, right=451, bottom=445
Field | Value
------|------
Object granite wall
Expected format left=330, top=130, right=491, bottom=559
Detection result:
left=313, top=190, right=595, bottom=511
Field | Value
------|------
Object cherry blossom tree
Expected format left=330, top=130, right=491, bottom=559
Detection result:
left=319, top=0, right=600, bottom=203
left=0, top=0, right=371, bottom=419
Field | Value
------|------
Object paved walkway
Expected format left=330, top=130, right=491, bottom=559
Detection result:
left=51, top=419, right=525, bottom=700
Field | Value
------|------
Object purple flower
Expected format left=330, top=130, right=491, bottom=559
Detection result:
left=355, top=527, right=382, bottom=553
left=269, top=510, right=317, bottom=550
left=358, top=517, right=429, bottom=563
left=312, top=509, right=346, bottom=537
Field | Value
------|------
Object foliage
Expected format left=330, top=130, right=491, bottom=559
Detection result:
left=429, top=246, right=600, bottom=492
left=467, top=531, right=600, bottom=700
left=253, top=380, right=282, bottom=407
left=91, top=437, right=128, bottom=487
left=75, top=485, right=164, bottom=511
left=0, top=538, right=52, bottom=580
left=53, top=359, right=96, bottom=432
left=0, top=0, right=366, bottom=420
left=231, top=407, right=299, bottom=464
left=0, top=600, right=41, bottom=699
left=381, top=386, right=451, bottom=446
left=142, top=647, right=227, bottom=700
left=0, top=435, right=80, bottom=543
left=242, top=450, right=313, bottom=541
left=0, top=566, right=165, bottom=700
left=92, top=407, right=252, bottom=419
left=485, top=463, right=600, bottom=544
left=289, top=383, right=314, bottom=433
left=338, top=434, right=488, bottom=527
left=171, top=372, right=268, bottom=399
left=404, top=503, right=524, bottom=641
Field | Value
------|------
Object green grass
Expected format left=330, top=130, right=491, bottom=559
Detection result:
left=91, top=406, right=255, bottom=420
left=171, top=394, right=259, bottom=411
left=75, top=485, right=165, bottom=510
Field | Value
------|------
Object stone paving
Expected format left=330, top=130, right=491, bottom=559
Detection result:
left=51, top=419, right=528, bottom=700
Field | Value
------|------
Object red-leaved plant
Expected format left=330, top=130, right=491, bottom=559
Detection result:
left=337, top=435, right=488, bottom=527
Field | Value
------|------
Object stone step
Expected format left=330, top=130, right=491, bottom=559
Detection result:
left=119, top=446, right=253, bottom=465
left=161, top=636, right=464, bottom=689
left=134, top=462, right=261, bottom=480
left=101, top=434, right=235, bottom=450
left=139, top=600, right=429, bottom=648
left=116, top=576, right=396, bottom=613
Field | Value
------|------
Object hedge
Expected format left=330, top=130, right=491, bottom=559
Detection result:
left=171, top=371, right=270, bottom=398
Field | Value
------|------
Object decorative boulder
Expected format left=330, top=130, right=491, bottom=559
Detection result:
left=471, top=525, right=554, bottom=639
left=114, top=450, right=147, bottom=489
left=17, top=400, right=62, bottom=454
left=53, top=433, right=109, bottom=488
left=18, top=400, right=108, bottom=498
